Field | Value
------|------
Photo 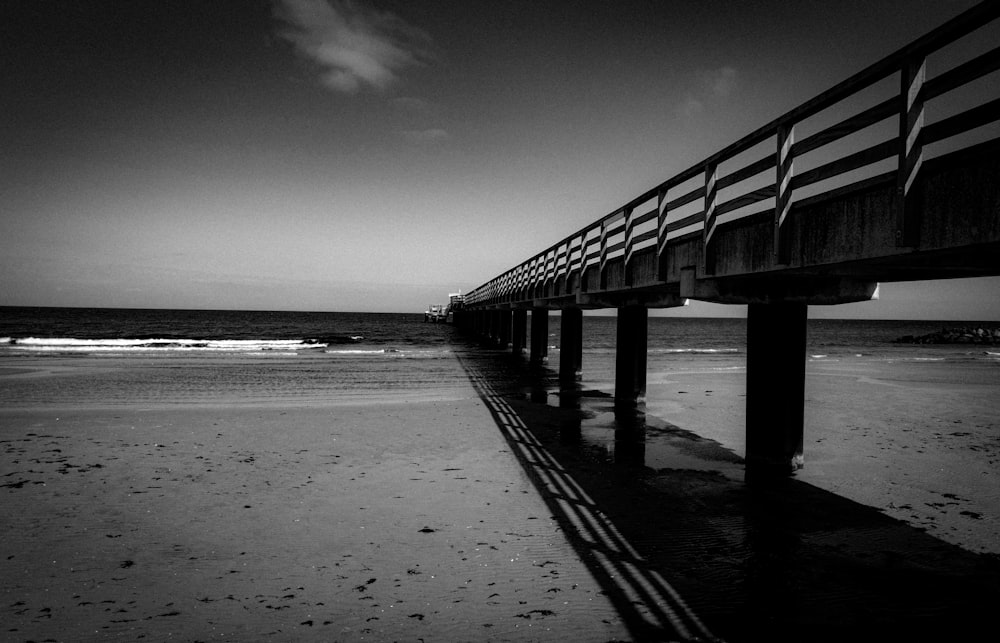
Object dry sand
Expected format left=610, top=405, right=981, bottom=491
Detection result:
left=1, top=396, right=629, bottom=641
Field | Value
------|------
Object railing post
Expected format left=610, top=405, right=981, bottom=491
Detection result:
left=567, top=235, right=581, bottom=294
left=535, top=255, right=544, bottom=299
left=703, top=162, right=719, bottom=276
left=623, top=206, right=635, bottom=287
left=599, top=216, right=611, bottom=290
left=544, top=249, right=555, bottom=297
left=580, top=229, right=593, bottom=293
left=656, top=186, right=670, bottom=281
left=555, top=242, right=568, bottom=295
left=528, top=257, right=538, bottom=299
left=775, top=123, right=795, bottom=265
left=897, top=56, right=926, bottom=247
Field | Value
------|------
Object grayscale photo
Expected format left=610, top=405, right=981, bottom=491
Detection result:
left=2, top=1, right=999, bottom=640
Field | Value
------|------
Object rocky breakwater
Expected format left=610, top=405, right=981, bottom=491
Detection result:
left=894, top=326, right=1000, bottom=345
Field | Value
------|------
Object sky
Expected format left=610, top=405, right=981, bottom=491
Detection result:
left=2, top=0, right=997, bottom=318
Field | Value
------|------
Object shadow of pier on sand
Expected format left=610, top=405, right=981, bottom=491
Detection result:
left=455, top=345, right=1000, bottom=643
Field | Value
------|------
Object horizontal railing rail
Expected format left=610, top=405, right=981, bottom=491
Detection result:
left=465, top=2, right=1000, bottom=306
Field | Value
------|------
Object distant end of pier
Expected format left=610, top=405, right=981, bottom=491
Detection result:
left=424, top=292, right=464, bottom=323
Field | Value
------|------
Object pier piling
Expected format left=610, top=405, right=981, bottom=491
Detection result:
left=745, top=302, right=807, bottom=482
left=512, top=309, right=527, bottom=355
left=614, top=305, right=648, bottom=411
left=486, top=311, right=497, bottom=345
left=499, top=310, right=512, bottom=348
left=530, top=307, right=549, bottom=365
left=559, top=308, right=583, bottom=382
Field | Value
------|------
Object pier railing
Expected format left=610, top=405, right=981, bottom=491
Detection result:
left=465, top=1, right=1000, bottom=308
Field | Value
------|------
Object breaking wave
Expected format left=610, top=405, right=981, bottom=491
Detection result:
left=1, top=337, right=327, bottom=353
left=648, top=348, right=740, bottom=354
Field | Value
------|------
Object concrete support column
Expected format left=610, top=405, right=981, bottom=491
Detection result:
left=745, top=302, right=807, bottom=482
left=499, top=310, right=512, bottom=348
left=530, top=308, right=549, bottom=365
left=512, top=309, right=528, bottom=355
left=488, top=311, right=500, bottom=345
left=614, top=305, right=647, bottom=410
left=559, top=308, right=583, bottom=382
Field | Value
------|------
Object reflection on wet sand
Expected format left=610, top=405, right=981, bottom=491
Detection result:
left=457, top=345, right=1000, bottom=642
left=460, top=355, right=719, bottom=641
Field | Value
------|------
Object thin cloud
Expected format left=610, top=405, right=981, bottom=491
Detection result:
left=678, top=94, right=704, bottom=117
left=392, top=96, right=434, bottom=114
left=273, top=0, right=436, bottom=94
left=701, top=66, right=737, bottom=97
left=677, top=66, right=737, bottom=116
left=401, top=128, right=449, bottom=143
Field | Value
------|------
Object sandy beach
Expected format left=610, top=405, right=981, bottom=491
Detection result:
left=643, top=357, right=1000, bottom=555
left=1, top=371, right=629, bottom=641
left=3, top=341, right=1000, bottom=642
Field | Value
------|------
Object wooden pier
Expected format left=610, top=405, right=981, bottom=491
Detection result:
left=455, top=2, right=1000, bottom=481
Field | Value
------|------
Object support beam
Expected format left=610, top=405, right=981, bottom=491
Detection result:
left=745, top=302, right=807, bottom=482
left=578, top=290, right=686, bottom=310
left=614, top=305, right=647, bottom=410
left=530, top=308, right=549, bottom=365
left=559, top=308, right=583, bottom=382
left=680, top=268, right=878, bottom=305
left=512, top=309, right=527, bottom=355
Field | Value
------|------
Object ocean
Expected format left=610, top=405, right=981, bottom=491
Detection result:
left=1, top=306, right=997, bottom=408
left=3, top=306, right=996, bottom=360
left=0, top=308, right=464, bottom=408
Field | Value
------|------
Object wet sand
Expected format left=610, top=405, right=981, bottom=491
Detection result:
left=458, top=347, right=1000, bottom=641
left=643, top=358, right=1000, bottom=554
left=1, top=396, right=629, bottom=641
